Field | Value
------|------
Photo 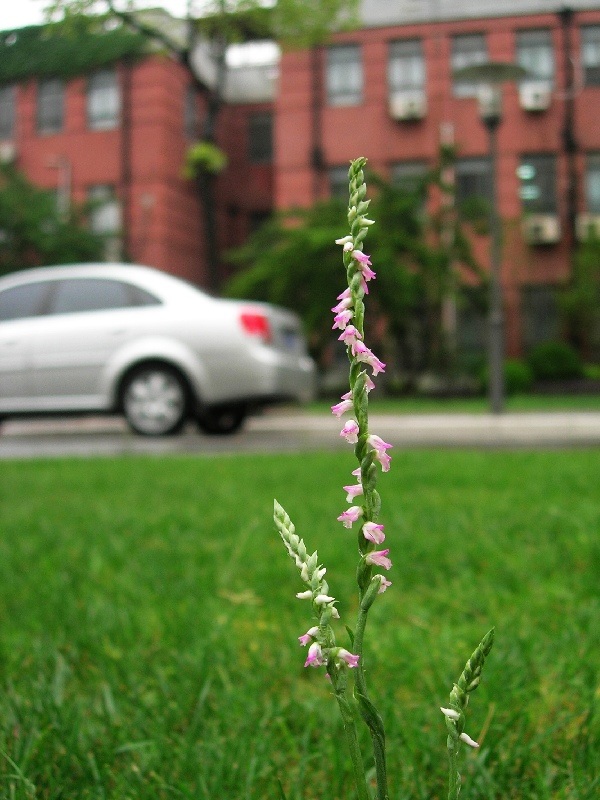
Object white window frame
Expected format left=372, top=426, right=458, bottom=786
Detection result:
left=388, top=39, right=425, bottom=93
left=326, top=44, right=363, bottom=107
left=87, top=69, right=120, bottom=131
left=516, top=29, right=555, bottom=87
left=0, top=84, right=16, bottom=139
left=37, top=78, right=65, bottom=135
left=451, top=34, right=488, bottom=98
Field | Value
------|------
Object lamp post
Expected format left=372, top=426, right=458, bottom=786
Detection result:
left=453, top=62, right=528, bottom=415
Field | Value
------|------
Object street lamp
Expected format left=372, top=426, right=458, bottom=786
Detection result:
left=453, top=62, right=528, bottom=415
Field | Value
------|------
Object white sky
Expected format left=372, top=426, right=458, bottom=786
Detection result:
left=0, top=1, right=196, bottom=32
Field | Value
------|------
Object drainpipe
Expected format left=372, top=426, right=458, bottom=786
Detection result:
left=310, top=45, right=324, bottom=202
left=558, top=6, right=577, bottom=247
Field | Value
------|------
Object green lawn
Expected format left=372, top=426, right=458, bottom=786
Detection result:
left=0, top=450, right=599, bottom=800
left=309, top=393, right=600, bottom=415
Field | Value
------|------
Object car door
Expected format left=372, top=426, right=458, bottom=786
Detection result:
left=27, top=277, right=155, bottom=410
left=0, top=280, right=52, bottom=411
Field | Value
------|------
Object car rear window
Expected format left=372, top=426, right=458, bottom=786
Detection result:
left=48, top=278, right=161, bottom=314
left=0, top=281, right=51, bottom=321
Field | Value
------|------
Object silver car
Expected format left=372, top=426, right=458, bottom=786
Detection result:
left=0, top=263, right=316, bottom=436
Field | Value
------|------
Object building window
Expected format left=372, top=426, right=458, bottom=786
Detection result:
left=585, top=153, right=600, bottom=213
left=521, top=285, right=559, bottom=351
left=87, top=69, right=120, bottom=130
left=581, top=25, right=600, bottom=86
left=390, top=161, right=428, bottom=193
left=248, top=111, right=273, bottom=164
left=88, top=185, right=121, bottom=260
left=326, top=44, right=363, bottom=106
left=516, top=29, right=554, bottom=86
left=329, top=165, right=350, bottom=199
left=0, top=84, right=16, bottom=139
left=455, top=158, right=492, bottom=219
left=37, top=78, right=64, bottom=135
left=388, top=39, right=425, bottom=93
left=451, top=34, right=488, bottom=97
left=517, top=155, right=557, bottom=214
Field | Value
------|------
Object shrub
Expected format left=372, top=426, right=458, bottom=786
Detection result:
left=527, top=341, right=584, bottom=381
left=479, top=359, right=533, bottom=395
left=504, top=359, right=534, bottom=394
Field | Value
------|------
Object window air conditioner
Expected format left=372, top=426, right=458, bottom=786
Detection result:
left=0, top=141, right=16, bottom=163
left=576, top=213, right=600, bottom=241
left=519, top=81, right=552, bottom=112
left=522, top=214, right=561, bottom=245
left=389, top=90, right=426, bottom=121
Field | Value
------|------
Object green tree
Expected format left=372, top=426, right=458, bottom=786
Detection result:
left=0, top=163, right=103, bottom=277
left=225, top=164, right=483, bottom=377
left=43, top=0, right=360, bottom=292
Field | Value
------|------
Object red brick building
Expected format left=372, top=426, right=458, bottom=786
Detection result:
left=0, top=17, right=275, bottom=289
left=2, top=3, right=600, bottom=361
left=275, top=0, right=600, bottom=358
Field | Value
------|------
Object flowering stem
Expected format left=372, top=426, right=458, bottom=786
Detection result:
left=443, top=628, right=495, bottom=800
left=336, top=158, right=390, bottom=800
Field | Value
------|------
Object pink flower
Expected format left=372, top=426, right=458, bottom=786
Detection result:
left=337, top=505, right=362, bottom=528
left=340, top=419, right=359, bottom=444
left=352, top=250, right=372, bottom=267
left=331, top=398, right=353, bottom=417
left=362, top=521, right=385, bottom=544
left=361, top=264, right=377, bottom=282
left=304, top=641, right=325, bottom=668
left=351, top=466, right=361, bottom=478
left=337, top=287, right=352, bottom=301
left=331, top=296, right=352, bottom=314
left=338, top=325, right=362, bottom=346
left=352, top=342, right=386, bottom=375
left=377, top=576, right=392, bottom=594
left=336, top=648, right=360, bottom=668
left=367, top=434, right=393, bottom=472
left=343, top=483, right=363, bottom=502
left=299, top=626, right=319, bottom=646
left=365, top=374, right=376, bottom=392
left=366, top=548, right=392, bottom=570
left=332, top=309, right=353, bottom=330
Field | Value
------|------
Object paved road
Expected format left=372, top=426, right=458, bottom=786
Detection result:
left=2, top=410, right=600, bottom=459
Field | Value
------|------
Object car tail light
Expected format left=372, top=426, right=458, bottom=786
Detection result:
left=240, top=311, right=272, bottom=343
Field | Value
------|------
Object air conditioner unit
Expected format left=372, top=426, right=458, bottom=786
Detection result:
left=0, top=141, right=16, bottom=163
left=389, top=91, right=426, bottom=121
left=519, top=81, right=552, bottom=112
left=576, top=213, right=600, bottom=241
left=522, top=214, right=561, bottom=245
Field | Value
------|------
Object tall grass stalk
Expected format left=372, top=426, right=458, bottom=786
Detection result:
left=274, top=159, right=495, bottom=799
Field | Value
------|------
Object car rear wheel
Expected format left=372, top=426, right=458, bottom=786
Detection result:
left=196, top=403, right=246, bottom=435
left=121, top=365, right=188, bottom=436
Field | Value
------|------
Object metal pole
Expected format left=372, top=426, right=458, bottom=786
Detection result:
left=486, top=116, right=504, bottom=414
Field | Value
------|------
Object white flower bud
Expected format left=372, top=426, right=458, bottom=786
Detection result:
left=459, top=732, right=479, bottom=748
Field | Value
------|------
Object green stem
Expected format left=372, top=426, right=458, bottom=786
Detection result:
left=354, top=608, right=389, bottom=800
left=447, top=743, right=461, bottom=800
left=333, top=683, right=370, bottom=800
